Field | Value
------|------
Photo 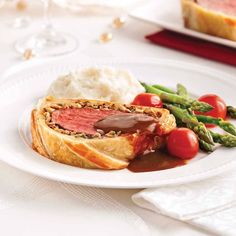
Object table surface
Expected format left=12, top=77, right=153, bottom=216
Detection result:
left=0, top=2, right=235, bottom=236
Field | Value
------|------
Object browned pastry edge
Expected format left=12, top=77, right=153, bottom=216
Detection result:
left=31, top=109, right=49, bottom=157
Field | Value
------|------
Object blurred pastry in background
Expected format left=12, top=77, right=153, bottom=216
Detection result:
left=181, top=0, right=236, bottom=41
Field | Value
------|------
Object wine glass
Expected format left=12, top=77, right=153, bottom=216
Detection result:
left=14, top=0, right=78, bottom=57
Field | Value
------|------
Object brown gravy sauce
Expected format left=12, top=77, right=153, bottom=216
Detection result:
left=94, top=113, right=185, bottom=173
left=94, top=113, right=156, bottom=134
left=128, top=149, right=186, bottom=173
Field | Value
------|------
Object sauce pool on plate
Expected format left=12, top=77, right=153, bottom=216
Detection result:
left=128, top=149, right=186, bottom=173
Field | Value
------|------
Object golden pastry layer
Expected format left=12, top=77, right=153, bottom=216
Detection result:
left=31, top=96, right=176, bottom=170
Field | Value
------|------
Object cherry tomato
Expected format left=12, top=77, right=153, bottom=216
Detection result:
left=167, top=128, right=199, bottom=160
left=195, top=94, right=227, bottom=127
left=132, top=93, right=163, bottom=108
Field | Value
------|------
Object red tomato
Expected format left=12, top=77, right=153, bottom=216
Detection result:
left=132, top=93, right=163, bottom=108
left=195, top=94, right=227, bottom=128
left=167, top=128, right=199, bottom=160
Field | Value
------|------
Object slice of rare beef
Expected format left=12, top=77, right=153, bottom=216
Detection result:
left=52, top=107, right=122, bottom=135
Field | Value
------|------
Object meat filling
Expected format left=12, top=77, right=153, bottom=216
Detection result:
left=51, top=107, right=162, bottom=154
left=51, top=107, right=122, bottom=135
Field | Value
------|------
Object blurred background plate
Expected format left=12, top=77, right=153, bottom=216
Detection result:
left=130, top=0, right=236, bottom=48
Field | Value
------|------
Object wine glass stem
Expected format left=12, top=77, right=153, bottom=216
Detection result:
left=43, top=0, right=53, bottom=30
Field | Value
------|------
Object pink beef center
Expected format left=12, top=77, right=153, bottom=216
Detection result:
left=51, top=107, right=122, bottom=135
left=197, top=0, right=236, bottom=16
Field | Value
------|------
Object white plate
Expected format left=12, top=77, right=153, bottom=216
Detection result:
left=0, top=58, right=236, bottom=189
left=130, top=0, right=236, bottom=48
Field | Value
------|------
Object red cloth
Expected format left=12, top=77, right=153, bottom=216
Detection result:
left=146, top=30, right=236, bottom=67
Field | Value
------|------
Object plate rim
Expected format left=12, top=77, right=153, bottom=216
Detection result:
left=1, top=144, right=236, bottom=189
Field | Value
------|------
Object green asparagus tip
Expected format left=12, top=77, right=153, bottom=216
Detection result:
left=199, top=139, right=214, bottom=152
left=177, top=83, right=188, bottom=98
left=190, top=100, right=213, bottom=112
left=227, top=106, right=236, bottom=119
left=210, top=131, right=236, bottom=147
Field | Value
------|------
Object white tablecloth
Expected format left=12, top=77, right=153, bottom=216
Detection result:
left=0, top=3, right=236, bottom=236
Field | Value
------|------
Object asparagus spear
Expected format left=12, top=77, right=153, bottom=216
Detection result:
left=210, top=131, right=236, bottom=147
left=198, top=139, right=214, bottom=152
left=187, top=104, right=214, bottom=152
left=175, top=116, right=185, bottom=127
left=196, top=115, right=236, bottom=136
left=165, top=104, right=214, bottom=145
left=142, top=83, right=212, bottom=112
left=192, top=123, right=214, bottom=145
left=227, top=106, right=236, bottom=119
left=177, top=83, right=188, bottom=98
left=152, top=84, right=176, bottom=94
left=164, top=104, right=198, bottom=125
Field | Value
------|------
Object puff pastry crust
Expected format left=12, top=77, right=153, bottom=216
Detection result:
left=31, top=96, right=176, bottom=170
